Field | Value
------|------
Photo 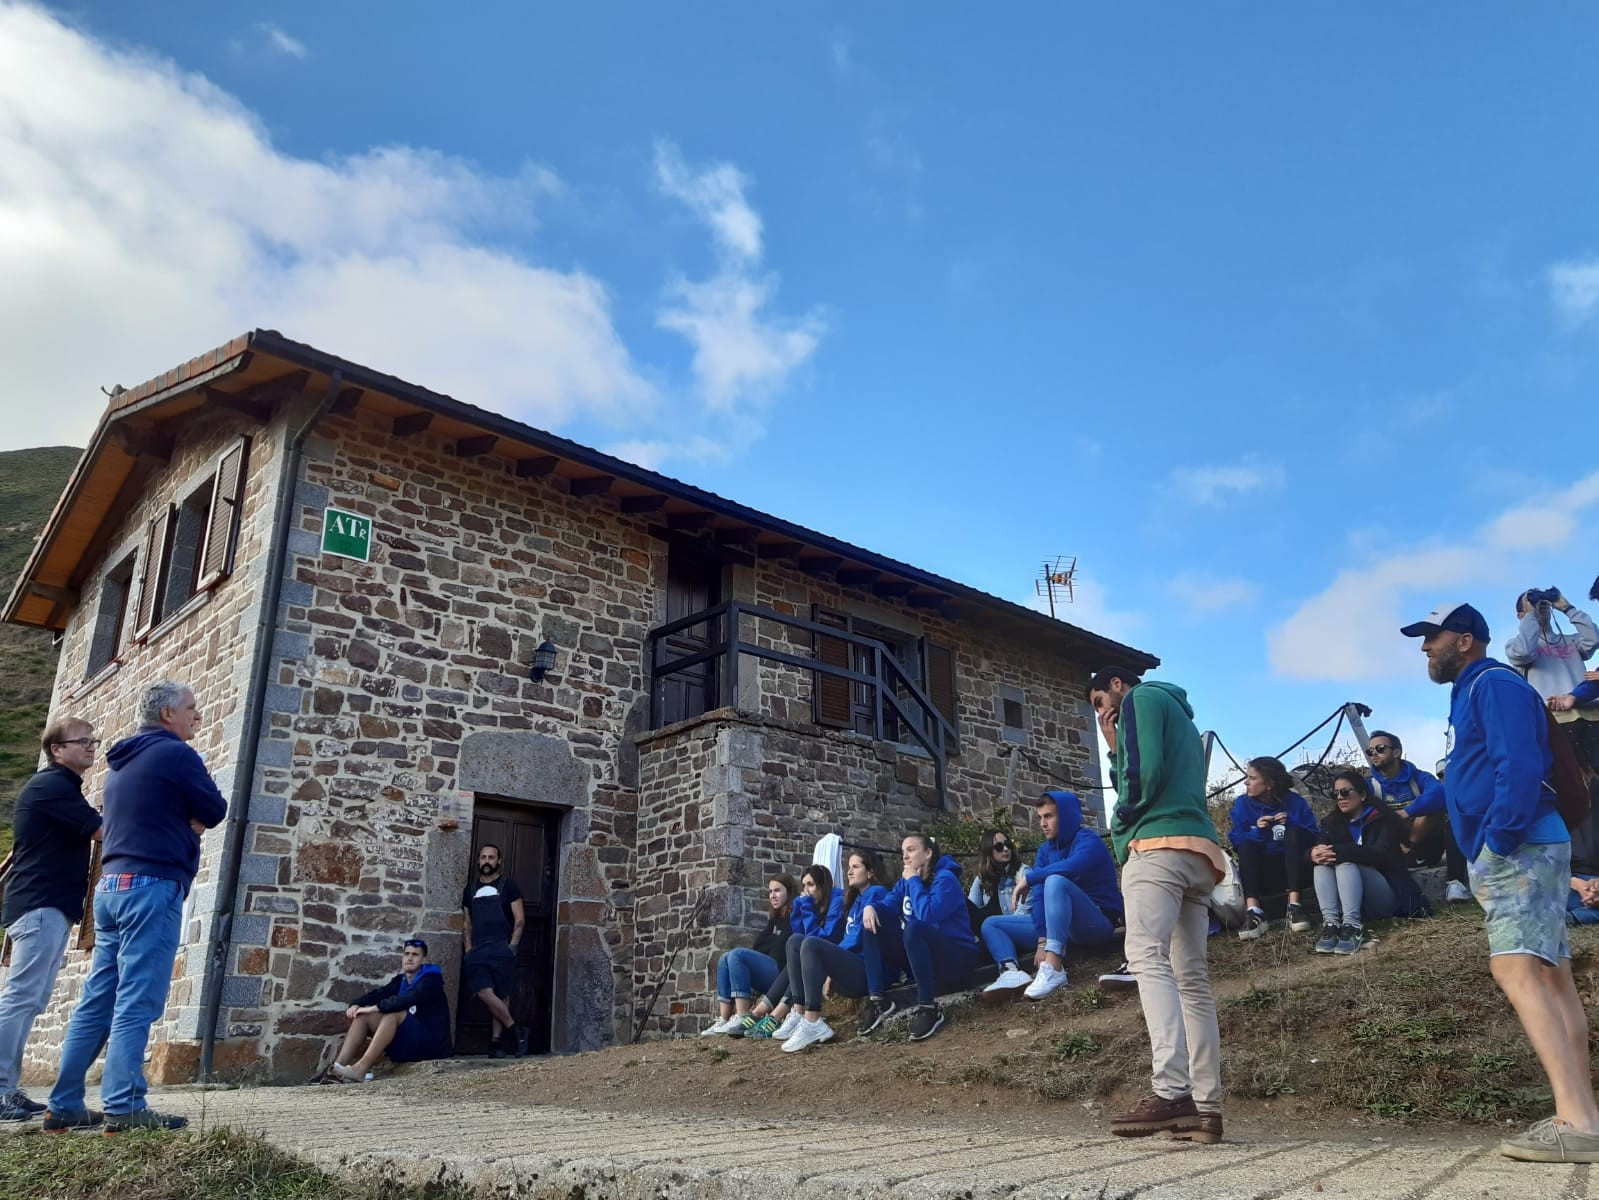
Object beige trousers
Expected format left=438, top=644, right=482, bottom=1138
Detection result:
left=1122, top=848, right=1223, bottom=1109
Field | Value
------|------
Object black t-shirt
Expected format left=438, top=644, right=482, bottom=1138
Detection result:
left=461, top=876, right=522, bottom=949
left=3, top=763, right=103, bottom=926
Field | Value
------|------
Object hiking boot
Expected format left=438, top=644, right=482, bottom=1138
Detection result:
left=1446, top=880, right=1472, bottom=904
left=744, top=1014, right=779, bottom=1039
left=104, top=1108, right=188, bottom=1135
left=908, top=1003, right=945, bottom=1042
left=984, top=967, right=1032, bottom=1000
left=1237, top=909, right=1267, bottom=940
left=1314, top=923, right=1340, bottom=954
left=1286, top=903, right=1313, bottom=933
left=1024, top=962, right=1068, bottom=1001
left=1499, top=1117, right=1599, bottom=1162
left=772, top=1010, right=804, bottom=1041
left=857, top=996, right=896, bottom=1035
left=1165, top=1111, right=1224, bottom=1144
left=43, top=1108, right=103, bottom=1133
left=780, top=1016, right=834, bottom=1053
left=1097, top=961, right=1137, bottom=990
left=515, top=1025, right=531, bottom=1057
left=1110, top=1092, right=1201, bottom=1138
left=1333, top=924, right=1366, bottom=955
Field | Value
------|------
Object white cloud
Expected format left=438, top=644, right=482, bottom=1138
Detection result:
left=1167, top=571, right=1260, bottom=616
left=1548, top=257, right=1599, bottom=326
left=255, top=22, right=307, bottom=59
left=1268, top=470, right=1599, bottom=681
left=1165, top=457, right=1286, bottom=507
left=606, top=435, right=729, bottom=472
left=653, top=141, right=825, bottom=417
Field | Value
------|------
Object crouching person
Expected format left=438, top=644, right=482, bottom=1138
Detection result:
left=327, top=938, right=452, bottom=1082
left=984, top=790, right=1122, bottom=1001
left=867, top=835, right=976, bottom=1042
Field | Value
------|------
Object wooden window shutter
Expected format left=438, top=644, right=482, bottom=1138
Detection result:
left=812, top=605, right=852, bottom=729
left=924, top=640, right=960, bottom=756
left=131, top=506, right=172, bottom=640
left=196, top=436, right=250, bottom=591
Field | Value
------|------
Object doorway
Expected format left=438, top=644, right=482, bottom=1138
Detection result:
left=457, top=797, right=562, bottom=1055
left=658, top=547, right=724, bottom=725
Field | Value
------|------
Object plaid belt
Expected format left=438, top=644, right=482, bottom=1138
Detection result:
left=97, top=873, right=164, bottom=893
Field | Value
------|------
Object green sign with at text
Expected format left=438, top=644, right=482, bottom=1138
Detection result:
left=322, top=507, right=373, bottom=562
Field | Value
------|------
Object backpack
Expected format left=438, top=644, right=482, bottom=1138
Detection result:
left=1469, top=666, right=1591, bottom=831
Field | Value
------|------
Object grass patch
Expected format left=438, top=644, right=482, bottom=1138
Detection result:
left=0, top=1125, right=479, bottom=1200
left=1051, top=1031, right=1101, bottom=1061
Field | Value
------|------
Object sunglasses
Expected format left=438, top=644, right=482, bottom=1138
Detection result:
left=1366, top=744, right=1394, bottom=755
left=991, top=840, right=1012, bottom=851
left=1332, top=787, right=1359, bottom=799
left=402, top=939, right=427, bottom=951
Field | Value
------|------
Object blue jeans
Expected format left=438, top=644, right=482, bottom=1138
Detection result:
left=900, top=918, right=977, bottom=1005
left=1033, top=874, right=1117, bottom=955
left=716, top=947, right=780, bottom=1002
left=1312, top=863, right=1395, bottom=927
left=0, top=906, right=72, bottom=1094
left=49, top=879, right=183, bottom=1117
left=980, top=914, right=1037, bottom=967
left=1569, top=873, right=1599, bottom=925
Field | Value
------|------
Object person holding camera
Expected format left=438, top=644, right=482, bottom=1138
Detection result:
left=1509, top=585, right=1599, bottom=781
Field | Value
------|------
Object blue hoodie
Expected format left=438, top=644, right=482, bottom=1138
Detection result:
left=353, top=962, right=452, bottom=1060
left=102, top=727, right=228, bottom=892
left=888, top=854, right=976, bottom=948
left=839, top=884, right=893, bottom=951
left=1023, top=790, right=1123, bottom=940
left=1573, top=679, right=1599, bottom=708
left=1228, top=789, right=1319, bottom=853
left=1445, top=658, right=1563, bottom=862
left=790, top=886, right=846, bottom=941
left=1367, top=760, right=1438, bottom=811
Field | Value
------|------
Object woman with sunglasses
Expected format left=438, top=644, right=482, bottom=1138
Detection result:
left=1308, top=768, right=1430, bottom=954
left=731, top=864, right=844, bottom=1039
left=968, top=827, right=1029, bottom=926
left=1229, top=756, right=1320, bottom=939
left=701, top=873, right=799, bottom=1036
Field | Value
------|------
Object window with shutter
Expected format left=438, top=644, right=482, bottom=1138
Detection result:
left=195, top=436, right=250, bottom=591
left=85, top=551, right=137, bottom=677
left=924, top=640, right=960, bottom=756
left=131, top=507, right=172, bottom=640
left=812, top=606, right=853, bottom=729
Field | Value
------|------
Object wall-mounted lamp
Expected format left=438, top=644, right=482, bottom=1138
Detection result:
left=529, top=640, right=560, bottom=682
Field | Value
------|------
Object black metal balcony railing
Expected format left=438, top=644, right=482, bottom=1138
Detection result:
left=646, top=600, right=956, bottom=810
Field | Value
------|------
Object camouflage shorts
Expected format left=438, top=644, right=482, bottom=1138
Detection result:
left=1468, top=840, right=1572, bottom=964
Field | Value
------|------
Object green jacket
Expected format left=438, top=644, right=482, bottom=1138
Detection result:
left=1107, top=680, right=1217, bottom=865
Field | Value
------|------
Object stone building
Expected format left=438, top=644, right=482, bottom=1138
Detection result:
left=4, top=330, right=1157, bottom=1083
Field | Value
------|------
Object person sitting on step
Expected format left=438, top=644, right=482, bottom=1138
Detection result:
left=1309, top=769, right=1432, bottom=954
left=779, top=850, right=901, bottom=1051
left=732, top=864, right=843, bottom=1039
left=967, top=826, right=1029, bottom=933
left=702, top=873, right=798, bottom=1036
left=1229, top=757, right=1320, bottom=939
left=983, top=791, right=1122, bottom=1002
left=326, top=938, right=452, bottom=1083
left=862, top=834, right=977, bottom=1042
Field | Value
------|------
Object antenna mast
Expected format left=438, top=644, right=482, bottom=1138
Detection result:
left=1034, top=556, right=1076, bottom=619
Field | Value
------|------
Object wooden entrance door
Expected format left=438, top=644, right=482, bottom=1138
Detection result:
left=458, top=798, right=562, bottom=1055
left=658, top=549, right=722, bottom=725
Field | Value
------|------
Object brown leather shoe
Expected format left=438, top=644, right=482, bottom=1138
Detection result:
left=1110, top=1093, right=1200, bottom=1138
left=1165, top=1111, right=1223, bottom=1144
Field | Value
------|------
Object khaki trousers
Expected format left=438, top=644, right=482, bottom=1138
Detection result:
left=1122, top=848, right=1222, bottom=1109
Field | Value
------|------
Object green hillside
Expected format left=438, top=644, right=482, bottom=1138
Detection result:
left=0, top=445, right=83, bottom=845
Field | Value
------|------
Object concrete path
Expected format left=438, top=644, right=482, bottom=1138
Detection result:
left=122, top=1084, right=1595, bottom=1200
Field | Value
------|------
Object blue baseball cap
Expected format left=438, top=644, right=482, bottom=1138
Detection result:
left=1399, top=602, right=1490, bottom=643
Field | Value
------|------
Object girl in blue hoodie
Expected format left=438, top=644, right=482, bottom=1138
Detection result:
left=733, top=864, right=844, bottom=1039
left=863, top=834, right=977, bottom=1042
left=779, top=850, right=900, bottom=1052
left=1228, top=756, right=1320, bottom=939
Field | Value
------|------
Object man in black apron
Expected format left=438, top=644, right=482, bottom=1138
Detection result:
left=461, top=844, right=527, bottom=1057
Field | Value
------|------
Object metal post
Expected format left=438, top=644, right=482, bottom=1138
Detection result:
left=1342, top=702, right=1373, bottom=755
left=723, top=602, right=740, bottom=710
left=871, top=645, right=884, bottom=742
left=1201, top=730, right=1216, bottom=783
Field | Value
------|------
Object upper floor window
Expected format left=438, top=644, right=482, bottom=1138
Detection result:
left=84, top=551, right=136, bottom=677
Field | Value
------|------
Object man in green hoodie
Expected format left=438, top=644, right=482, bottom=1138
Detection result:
left=1088, top=666, right=1224, bottom=1144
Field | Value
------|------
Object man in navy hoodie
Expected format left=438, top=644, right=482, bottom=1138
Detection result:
left=45, top=681, right=226, bottom=1135
left=1403, top=603, right=1599, bottom=1163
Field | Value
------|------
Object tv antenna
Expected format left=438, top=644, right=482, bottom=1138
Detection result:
left=1035, top=556, right=1076, bottom=618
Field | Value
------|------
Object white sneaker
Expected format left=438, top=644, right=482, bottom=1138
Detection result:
left=771, top=1010, right=804, bottom=1041
left=1024, top=962, right=1067, bottom=1000
left=1445, top=880, right=1471, bottom=903
left=985, top=968, right=1032, bottom=993
left=700, top=1015, right=735, bottom=1035
left=780, top=1017, right=835, bottom=1053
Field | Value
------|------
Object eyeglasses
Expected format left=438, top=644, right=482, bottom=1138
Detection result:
left=1332, top=787, right=1359, bottom=799
left=1366, top=744, right=1394, bottom=755
left=59, top=738, right=101, bottom=749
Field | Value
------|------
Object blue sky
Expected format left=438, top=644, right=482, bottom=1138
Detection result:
left=4, top=3, right=1597, bottom=797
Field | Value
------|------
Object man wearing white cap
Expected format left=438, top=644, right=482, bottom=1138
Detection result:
left=1402, top=602, right=1599, bottom=1163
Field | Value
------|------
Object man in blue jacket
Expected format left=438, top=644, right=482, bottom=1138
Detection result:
left=1365, top=730, right=1469, bottom=902
left=45, top=681, right=227, bottom=1136
left=1403, top=602, right=1599, bottom=1163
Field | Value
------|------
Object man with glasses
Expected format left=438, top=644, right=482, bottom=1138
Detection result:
left=45, top=681, right=226, bottom=1135
left=1364, top=731, right=1469, bottom=902
left=324, top=938, right=451, bottom=1082
left=0, top=716, right=103, bottom=1122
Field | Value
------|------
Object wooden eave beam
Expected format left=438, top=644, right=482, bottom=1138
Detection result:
left=836, top=568, right=879, bottom=586
left=111, top=423, right=173, bottom=463
left=65, top=459, right=159, bottom=596
left=872, top=580, right=916, bottom=597
left=515, top=456, right=559, bottom=478
left=907, top=592, right=950, bottom=609
left=204, top=388, right=270, bottom=423
left=619, top=494, right=667, bottom=513
left=241, top=369, right=311, bottom=405
left=755, top=541, right=804, bottom=559
left=329, top=387, right=364, bottom=414
left=454, top=434, right=498, bottom=458
left=666, top=511, right=712, bottom=530
left=29, top=582, right=78, bottom=606
left=393, top=412, right=433, bottom=437
left=569, top=474, right=615, bottom=497
left=798, top=555, right=843, bottom=575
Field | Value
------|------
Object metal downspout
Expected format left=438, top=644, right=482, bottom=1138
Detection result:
left=198, top=371, right=342, bottom=1080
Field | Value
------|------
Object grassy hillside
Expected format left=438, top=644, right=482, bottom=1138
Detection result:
left=0, top=445, right=83, bottom=847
